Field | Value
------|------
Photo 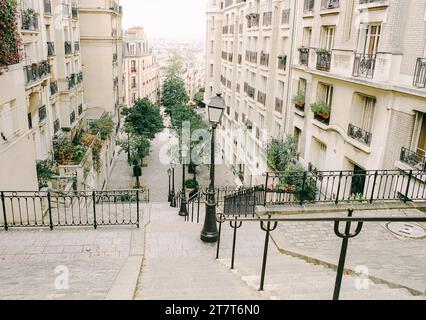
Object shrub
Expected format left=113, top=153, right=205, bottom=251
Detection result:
left=185, top=179, right=199, bottom=189
left=291, top=90, right=305, bottom=107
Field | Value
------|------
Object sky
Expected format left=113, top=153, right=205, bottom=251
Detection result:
left=120, top=0, right=207, bottom=41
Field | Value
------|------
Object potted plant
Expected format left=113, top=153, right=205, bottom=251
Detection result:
left=244, top=120, right=253, bottom=130
left=310, top=100, right=331, bottom=120
left=315, top=48, right=331, bottom=55
left=292, top=90, right=306, bottom=111
left=299, top=46, right=309, bottom=53
left=278, top=53, right=287, bottom=61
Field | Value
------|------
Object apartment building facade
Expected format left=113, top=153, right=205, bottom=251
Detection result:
left=123, top=27, right=161, bottom=106
left=206, top=0, right=295, bottom=185
left=288, top=0, right=426, bottom=180
left=206, top=0, right=426, bottom=186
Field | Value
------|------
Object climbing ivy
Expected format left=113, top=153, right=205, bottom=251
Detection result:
left=0, top=0, right=22, bottom=68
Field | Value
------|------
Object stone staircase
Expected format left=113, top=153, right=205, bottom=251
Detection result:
left=134, top=202, right=424, bottom=300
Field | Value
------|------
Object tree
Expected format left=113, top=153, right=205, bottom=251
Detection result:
left=36, top=159, right=56, bottom=190
left=117, top=134, right=151, bottom=166
left=194, top=88, right=205, bottom=107
left=267, top=136, right=299, bottom=172
left=161, top=60, right=189, bottom=116
left=122, top=98, right=163, bottom=140
left=90, top=114, right=114, bottom=140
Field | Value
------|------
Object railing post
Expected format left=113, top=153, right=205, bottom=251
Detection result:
left=47, top=192, right=53, bottom=230
left=1, top=192, right=8, bottom=231
left=230, top=218, right=242, bottom=270
left=370, top=171, right=379, bottom=204
left=300, top=171, right=307, bottom=206
left=335, top=171, right=343, bottom=205
left=216, top=214, right=225, bottom=260
left=404, top=170, right=413, bottom=203
left=92, top=191, right=97, bottom=230
left=136, top=191, right=140, bottom=228
left=259, top=217, right=278, bottom=291
left=263, top=173, right=269, bottom=206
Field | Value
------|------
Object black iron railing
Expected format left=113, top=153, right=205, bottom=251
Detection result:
left=321, top=0, right=339, bottom=9
left=353, top=53, right=376, bottom=78
left=400, top=147, right=426, bottom=171
left=223, top=186, right=265, bottom=216
left=74, top=41, right=80, bottom=52
left=21, top=9, right=39, bottom=30
left=71, top=4, right=78, bottom=19
left=69, top=110, right=76, bottom=125
left=67, top=73, right=76, bottom=89
left=260, top=52, right=269, bottom=66
left=64, top=41, right=72, bottom=55
left=263, top=169, right=426, bottom=206
left=76, top=71, right=83, bottom=84
left=38, top=105, right=47, bottom=123
left=299, top=48, right=309, bottom=66
left=413, top=58, right=426, bottom=88
left=0, top=190, right=149, bottom=231
left=24, top=61, right=51, bottom=84
left=348, top=123, right=372, bottom=146
left=215, top=210, right=426, bottom=300
left=316, top=50, right=332, bottom=71
left=47, top=42, right=55, bottom=56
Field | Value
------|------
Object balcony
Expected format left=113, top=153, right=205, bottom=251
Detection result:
left=353, top=53, right=376, bottom=78
left=299, top=48, right=309, bottom=66
left=67, top=74, right=76, bottom=89
left=74, top=41, right=80, bottom=53
left=321, top=0, right=339, bottom=9
left=47, top=42, right=55, bottom=56
left=400, top=147, right=426, bottom=171
left=38, top=105, right=47, bottom=123
left=76, top=71, right=83, bottom=84
left=44, top=0, right=52, bottom=15
left=278, top=55, right=287, bottom=70
left=50, top=80, right=58, bottom=95
left=348, top=124, right=372, bottom=146
left=281, top=9, right=290, bottom=24
left=24, top=61, right=50, bottom=84
left=316, top=50, right=332, bottom=71
left=275, top=98, right=283, bottom=113
left=53, top=119, right=60, bottom=134
left=263, top=12, right=272, bottom=26
left=21, top=9, right=39, bottom=31
left=246, top=13, right=259, bottom=28
left=64, top=41, right=73, bottom=55
left=257, top=91, right=266, bottom=106
left=413, top=58, right=426, bottom=88
left=71, top=4, right=78, bottom=19
left=245, top=50, right=258, bottom=64
left=78, top=104, right=83, bottom=116
left=303, top=0, right=315, bottom=13
left=69, top=111, right=76, bottom=125
left=260, top=52, right=269, bottom=67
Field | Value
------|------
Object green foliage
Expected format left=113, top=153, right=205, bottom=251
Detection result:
left=161, top=62, right=189, bottom=116
left=310, top=100, right=331, bottom=116
left=267, top=137, right=299, bottom=172
left=122, top=98, right=163, bottom=140
left=185, top=179, right=199, bottom=189
left=36, top=159, right=56, bottom=190
left=194, top=88, right=205, bottom=106
left=292, top=90, right=306, bottom=106
left=315, top=48, right=331, bottom=54
left=280, top=164, right=318, bottom=202
left=53, top=136, right=88, bottom=165
left=117, top=134, right=151, bottom=166
left=90, top=114, right=114, bottom=140
left=244, top=120, right=253, bottom=129
left=0, top=0, right=22, bottom=68
left=92, top=139, right=103, bottom=173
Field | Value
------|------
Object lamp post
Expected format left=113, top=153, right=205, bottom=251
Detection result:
left=170, top=161, right=176, bottom=208
left=201, top=93, right=225, bottom=243
left=178, top=145, right=189, bottom=217
left=167, top=168, right=172, bottom=202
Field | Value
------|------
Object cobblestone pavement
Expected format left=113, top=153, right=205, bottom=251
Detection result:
left=0, top=227, right=144, bottom=300
left=107, top=147, right=134, bottom=190
left=271, top=209, right=426, bottom=294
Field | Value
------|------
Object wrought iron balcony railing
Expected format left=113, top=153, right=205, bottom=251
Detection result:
left=71, top=4, right=78, bottom=19
left=76, top=71, right=83, bottom=84
left=53, top=118, right=60, bottom=133
left=44, top=0, right=52, bottom=14
left=321, top=0, right=339, bottom=9
left=64, top=41, right=72, bottom=55
left=50, top=80, right=58, bottom=95
left=400, top=147, right=426, bottom=171
left=299, top=48, right=309, bottom=66
left=244, top=82, right=256, bottom=99
left=413, top=58, right=426, bottom=88
left=38, top=105, right=47, bottom=123
left=260, top=52, right=269, bottom=67
left=74, top=41, right=80, bottom=52
left=263, top=12, right=272, bottom=26
left=21, top=9, right=39, bottom=30
left=228, top=53, right=233, bottom=63
left=78, top=104, right=83, bottom=115
left=24, top=61, right=51, bottom=84
left=67, top=73, right=76, bottom=89
left=348, top=123, right=372, bottom=146
left=47, top=42, right=55, bottom=56
left=69, top=110, right=76, bottom=125
left=353, top=53, right=376, bottom=78
left=247, top=13, right=259, bottom=28
left=316, top=50, right=332, bottom=71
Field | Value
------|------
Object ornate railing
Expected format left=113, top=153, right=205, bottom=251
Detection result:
left=21, top=9, right=39, bottom=30
left=67, top=73, right=76, bottom=89
left=0, top=190, right=149, bottom=231
left=348, top=123, right=372, bottom=146
left=47, top=42, right=55, bottom=56
left=223, top=186, right=265, bottom=216
left=316, top=50, right=332, bottom=71
left=299, top=48, right=309, bottom=66
left=24, top=61, right=51, bottom=84
left=38, top=105, right=47, bottom=122
left=353, top=53, right=376, bottom=78
left=74, top=41, right=80, bottom=52
left=64, top=41, right=73, bottom=55
left=69, top=110, right=76, bottom=125
left=400, top=147, right=426, bottom=171
left=413, top=58, right=426, bottom=88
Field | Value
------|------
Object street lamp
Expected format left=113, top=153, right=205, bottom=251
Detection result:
left=170, top=161, right=177, bottom=208
left=167, top=168, right=172, bottom=202
left=201, top=93, right=225, bottom=243
left=178, top=145, right=189, bottom=217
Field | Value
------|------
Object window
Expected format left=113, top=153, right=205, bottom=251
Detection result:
left=320, top=26, right=335, bottom=51
left=359, top=24, right=381, bottom=55
left=302, top=27, right=312, bottom=47
left=311, top=138, right=327, bottom=171
left=317, top=83, right=333, bottom=106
